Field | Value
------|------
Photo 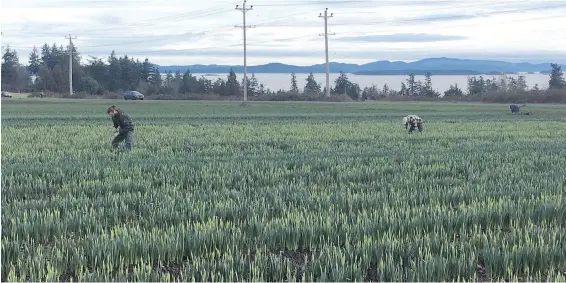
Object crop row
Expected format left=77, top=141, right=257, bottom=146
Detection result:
left=2, top=120, right=566, bottom=281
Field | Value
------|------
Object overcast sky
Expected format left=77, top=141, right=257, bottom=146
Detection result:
left=2, top=0, right=566, bottom=66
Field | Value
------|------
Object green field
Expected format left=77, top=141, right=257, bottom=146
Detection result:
left=2, top=98, right=566, bottom=281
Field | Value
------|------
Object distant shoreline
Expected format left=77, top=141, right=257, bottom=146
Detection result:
left=352, top=70, right=521, bottom=76
left=167, top=70, right=541, bottom=76
left=156, top=57, right=562, bottom=75
left=164, top=71, right=541, bottom=76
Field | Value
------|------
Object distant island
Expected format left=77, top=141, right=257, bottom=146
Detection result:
left=157, top=57, right=564, bottom=75
left=354, top=70, right=487, bottom=76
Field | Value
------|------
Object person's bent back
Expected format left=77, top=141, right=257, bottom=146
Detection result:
left=107, top=105, right=135, bottom=151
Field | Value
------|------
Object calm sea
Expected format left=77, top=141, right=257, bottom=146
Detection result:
left=182, top=73, right=552, bottom=93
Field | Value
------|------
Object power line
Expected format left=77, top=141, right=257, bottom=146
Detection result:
left=319, top=8, right=334, bottom=97
left=4, top=30, right=566, bottom=67
left=81, top=8, right=230, bottom=33
left=77, top=28, right=236, bottom=48
left=2, top=0, right=488, bottom=36
left=5, top=12, right=565, bottom=54
left=261, top=2, right=566, bottom=27
left=335, top=0, right=533, bottom=14
left=3, top=26, right=236, bottom=51
left=4, top=3, right=566, bottom=65
left=329, top=14, right=566, bottom=41
left=235, top=0, right=255, bottom=102
left=3, top=0, right=541, bottom=42
left=65, top=34, right=77, bottom=96
left=249, top=9, right=322, bottom=26
left=1, top=7, right=326, bottom=55
left=6, top=23, right=566, bottom=57
left=1, top=6, right=231, bottom=35
left=251, top=0, right=441, bottom=6
left=1, top=8, right=315, bottom=39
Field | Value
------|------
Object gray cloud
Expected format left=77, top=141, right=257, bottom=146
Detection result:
left=104, top=31, right=206, bottom=41
left=335, top=33, right=467, bottom=43
left=5, top=0, right=566, bottom=66
left=334, top=50, right=566, bottom=64
left=91, top=14, right=123, bottom=25
left=486, top=1, right=566, bottom=11
left=405, top=14, right=476, bottom=24
left=83, top=47, right=322, bottom=59
left=2, top=21, right=80, bottom=36
left=3, top=30, right=210, bottom=51
left=270, top=13, right=478, bottom=27
left=10, top=0, right=149, bottom=8
left=79, top=46, right=566, bottom=65
left=271, top=0, right=454, bottom=8
left=9, top=39, right=566, bottom=66
left=335, top=3, right=566, bottom=27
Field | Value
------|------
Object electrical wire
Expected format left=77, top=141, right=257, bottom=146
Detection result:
left=3, top=1, right=565, bottom=58
left=261, top=3, right=566, bottom=27
left=1, top=6, right=231, bottom=35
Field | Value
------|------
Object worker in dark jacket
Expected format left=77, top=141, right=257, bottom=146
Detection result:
left=509, top=104, right=526, bottom=114
left=107, top=105, right=135, bottom=150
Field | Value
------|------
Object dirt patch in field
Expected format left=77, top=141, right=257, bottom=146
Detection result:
left=364, top=265, right=409, bottom=282
left=58, top=269, right=77, bottom=282
left=279, top=246, right=313, bottom=266
left=532, top=110, right=564, bottom=117
left=476, top=254, right=489, bottom=282
left=271, top=247, right=315, bottom=281
left=365, top=265, right=379, bottom=281
left=111, top=259, right=187, bottom=281
left=155, top=261, right=183, bottom=281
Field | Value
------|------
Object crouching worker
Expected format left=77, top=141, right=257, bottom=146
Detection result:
left=402, top=115, right=423, bottom=133
left=107, top=105, right=135, bottom=150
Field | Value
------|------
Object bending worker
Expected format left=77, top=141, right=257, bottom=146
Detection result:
left=107, top=105, right=135, bottom=150
left=402, top=114, right=423, bottom=133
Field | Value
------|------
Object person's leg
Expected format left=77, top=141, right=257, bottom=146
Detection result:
left=124, top=131, right=133, bottom=150
left=112, top=133, right=125, bottom=149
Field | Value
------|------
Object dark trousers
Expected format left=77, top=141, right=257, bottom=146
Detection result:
left=408, top=123, right=423, bottom=133
left=112, top=131, right=133, bottom=150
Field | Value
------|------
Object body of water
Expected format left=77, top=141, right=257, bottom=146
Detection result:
left=184, top=73, right=552, bottom=93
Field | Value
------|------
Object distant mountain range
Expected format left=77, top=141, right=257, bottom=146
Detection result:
left=156, top=57, right=565, bottom=75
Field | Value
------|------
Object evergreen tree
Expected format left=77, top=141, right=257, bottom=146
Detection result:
left=1, top=46, right=20, bottom=88
left=548, top=63, right=565, bottom=89
left=332, top=71, right=361, bottom=100
left=422, top=72, right=440, bottom=97
left=242, top=73, right=258, bottom=96
left=382, top=83, right=390, bottom=96
left=27, top=46, right=41, bottom=76
left=1, top=46, right=31, bottom=92
left=226, top=69, right=240, bottom=96
left=304, top=72, right=321, bottom=94
left=290, top=72, right=299, bottom=93
left=400, top=82, right=408, bottom=96
left=444, top=83, right=464, bottom=97
left=406, top=74, right=416, bottom=96
left=107, top=51, right=122, bottom=91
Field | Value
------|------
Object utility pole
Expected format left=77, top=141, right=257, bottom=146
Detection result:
left=319, top=8, right=334, bottom=97
left=235, top=0, right=255, bottom=102
left=65, top=34, right=77, bottom=96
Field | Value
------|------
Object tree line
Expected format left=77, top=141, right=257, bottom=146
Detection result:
left=2, top=42, right=566, bottom=103
left=0, top=43, right=330, bottom=97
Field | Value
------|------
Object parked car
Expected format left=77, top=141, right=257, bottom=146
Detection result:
left=124, top=91, right=144, bottom=100
left=1, top=91, right=12, bottom=98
